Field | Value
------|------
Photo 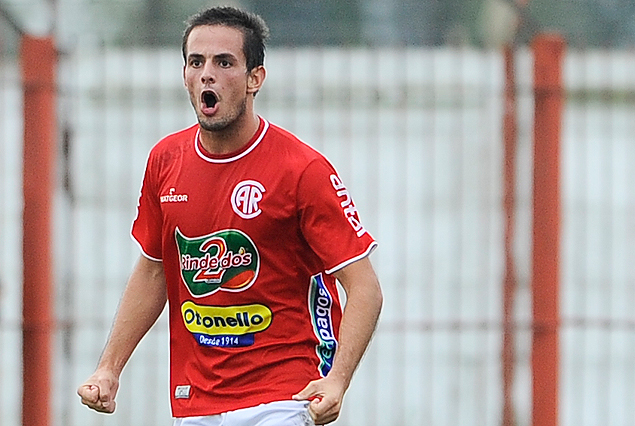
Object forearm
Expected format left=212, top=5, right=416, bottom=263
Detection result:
left=293, top=257, right=382, bottom=424
left=329, top=258, right=383, bottom=387
left=97, top=256, right=167, bottom=376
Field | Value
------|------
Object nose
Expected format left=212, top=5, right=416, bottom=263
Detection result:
left=201, top=62, right=215, bottom=84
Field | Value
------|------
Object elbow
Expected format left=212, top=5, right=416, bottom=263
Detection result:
left=372, top=278, right=383, bottom=314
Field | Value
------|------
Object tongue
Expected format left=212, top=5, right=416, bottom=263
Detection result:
left=202, top=93, right=218, bottom=115
left=202, top=105, right=217, bottom=115
left=202, top=100, right=218, bottom=115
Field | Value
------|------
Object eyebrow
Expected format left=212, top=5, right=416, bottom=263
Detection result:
left=186, top=52, right=238, bottom=62
left=213, top=53, right=238, bottom=62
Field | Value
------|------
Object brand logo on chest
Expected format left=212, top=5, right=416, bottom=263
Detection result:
left=161, top=188, right=188, bottom=203
left=231, top=180, right=265, bottom=219
left=176, top=227, right=260, bottom=297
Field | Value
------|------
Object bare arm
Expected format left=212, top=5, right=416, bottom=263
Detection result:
left=293, top=256, right=383, bottom=424
left=77, top=255, right=167, bottom=413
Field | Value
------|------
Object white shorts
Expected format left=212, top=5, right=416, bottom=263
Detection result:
left=173, top=400, right=315, bottom=426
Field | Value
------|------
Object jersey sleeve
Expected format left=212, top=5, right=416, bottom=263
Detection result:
left=297, top=157, right=376, bottom=274
left=131, top=149, right=163, bottom=261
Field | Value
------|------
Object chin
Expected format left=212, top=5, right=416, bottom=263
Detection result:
left=197, top=102, right=247, bottom=133
left=199, top=117, right=232, bottom=132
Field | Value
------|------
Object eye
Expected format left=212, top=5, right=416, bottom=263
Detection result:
left=189, top=58, right=203, bottom=67
left=219, top=59, right=231, bottom=68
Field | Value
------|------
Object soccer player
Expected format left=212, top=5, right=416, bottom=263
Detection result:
left=77, top=6, right=382, bottom=426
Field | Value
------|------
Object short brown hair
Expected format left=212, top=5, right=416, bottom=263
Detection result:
left=182, top=6, right=270, bottom=71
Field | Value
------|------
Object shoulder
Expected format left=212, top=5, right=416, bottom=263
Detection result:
left=148, top=124, right=198, bottom=163
left=260, top=120, right=342, bottom=187
left=151, top=124, right=198, bottom=153
left=264, top=120, right=329, bottom=166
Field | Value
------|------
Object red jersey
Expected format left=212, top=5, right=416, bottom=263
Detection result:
left=131, top=117, right=376, bottom=417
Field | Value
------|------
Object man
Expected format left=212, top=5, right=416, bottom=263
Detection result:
left=78, top=6, right=382, bottom=426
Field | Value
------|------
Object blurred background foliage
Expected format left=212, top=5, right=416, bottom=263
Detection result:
left=2, top=0, right=635, bottom=51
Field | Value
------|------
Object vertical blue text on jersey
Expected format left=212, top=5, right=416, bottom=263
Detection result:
left=309, top=273, right=338, bottom=377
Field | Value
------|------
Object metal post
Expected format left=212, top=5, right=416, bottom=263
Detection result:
left=502, top=43, right=518, bottom=426
left=21, top=35, right=56, bottom=426
left=532, top=33, right=565, bottom=426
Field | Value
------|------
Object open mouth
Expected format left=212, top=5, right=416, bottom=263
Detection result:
left=202, top=90, right=218, bottom=109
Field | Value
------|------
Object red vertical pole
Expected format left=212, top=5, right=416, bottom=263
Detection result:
left=501, top=3, right=532, bottom=424
left=502, top=44, right=518, bottom=426
left=532, top=33, right=564, bottom=426
left=21, top=35, right=56, bottom=426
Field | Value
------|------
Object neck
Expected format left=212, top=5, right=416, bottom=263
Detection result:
left=198, top=112, right=260, bottom=155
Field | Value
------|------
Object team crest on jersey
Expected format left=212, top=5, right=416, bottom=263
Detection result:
left=175, top=227, right=260, bottom=297
left=231, top=180, right=265, bottom=219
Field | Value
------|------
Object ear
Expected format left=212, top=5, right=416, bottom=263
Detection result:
left=183, top=65, right=187, bottom=87
left=247, top=66, right=266, bottom=95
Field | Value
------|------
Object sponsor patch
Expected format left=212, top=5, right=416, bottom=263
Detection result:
left=174, top=385, right=191, bottom=399
left=308, top=273, right=338, bottom=377
left=182, top=301, right=272, bottom=347
left=161, top=188, right=188, bottom=203
left=329, top=174, right=367, bottom=238
left=176, top=227, right=259, bottom=298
